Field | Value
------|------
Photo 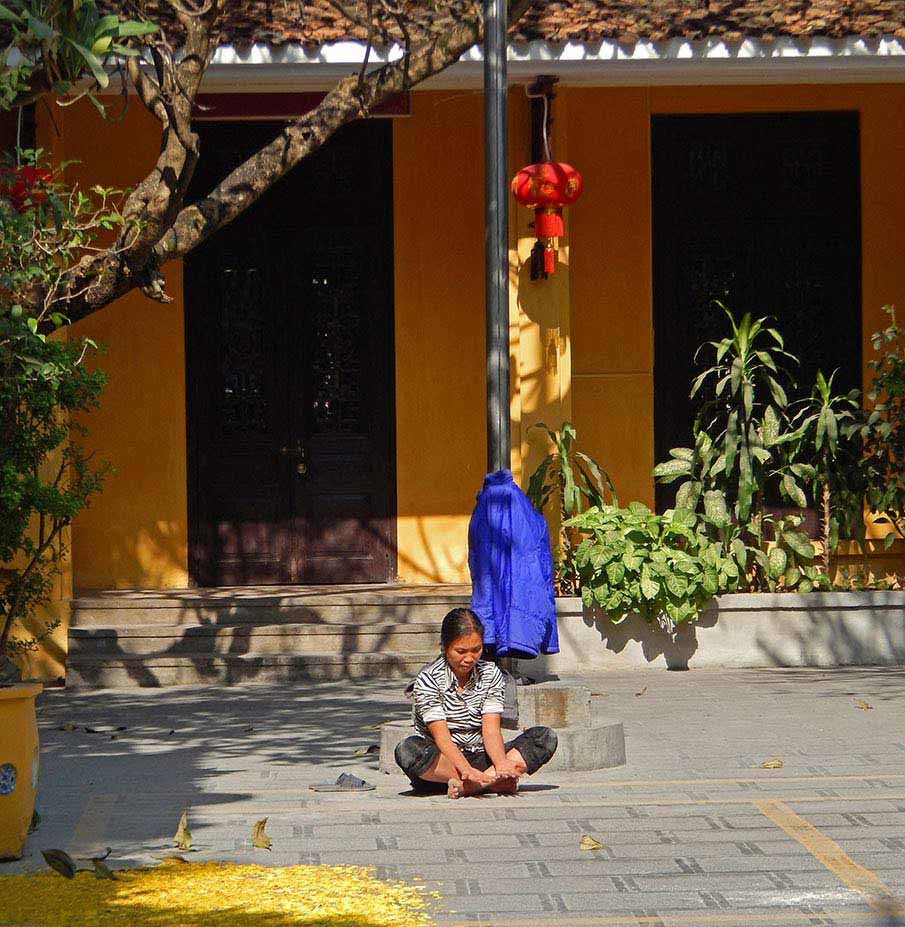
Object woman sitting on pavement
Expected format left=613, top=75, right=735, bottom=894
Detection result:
left=395, top=608, right=557, bottom=799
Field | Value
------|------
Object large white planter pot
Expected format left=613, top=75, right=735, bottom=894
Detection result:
left=532, top=592, right=905, bottom=673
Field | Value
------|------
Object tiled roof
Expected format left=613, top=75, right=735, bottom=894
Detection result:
left=138, top=1, right=905, bottom=47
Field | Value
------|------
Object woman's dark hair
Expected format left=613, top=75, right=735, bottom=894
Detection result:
left=440, top=608, right=484, bottom=651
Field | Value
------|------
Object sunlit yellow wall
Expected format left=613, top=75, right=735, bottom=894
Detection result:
left=31, top=83, right=905, bottom=596
left=565, top=84, right=905, bottom=536
left=392, top=92, right=488, bottom=583
left=39, top=99, right=190, bottom=590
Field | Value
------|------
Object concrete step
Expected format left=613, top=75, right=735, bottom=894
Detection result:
left=69, top=621, right=443, bottom=657
left=66, top=650, right=438, bottom=688
left=70, top=585, right=471, bottom=628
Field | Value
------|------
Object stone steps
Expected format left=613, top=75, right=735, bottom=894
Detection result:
left=66, top=650, right=439, bottom=688
left=69, top=621, right=443, bottom=657
left=66, top=584, right=469, bottom=687
left=70, top=585, right=470, bottom=628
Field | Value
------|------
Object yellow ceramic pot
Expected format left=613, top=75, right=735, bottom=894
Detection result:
left=0, top=682, right=42, bottom=860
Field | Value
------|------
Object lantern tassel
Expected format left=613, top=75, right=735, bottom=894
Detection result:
left=544, top=244, right=556, bottom=275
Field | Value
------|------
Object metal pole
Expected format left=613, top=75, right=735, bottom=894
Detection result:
left=484, top=0, right=510, bottom=474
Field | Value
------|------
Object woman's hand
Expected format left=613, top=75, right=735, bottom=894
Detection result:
left=460, top=765, right=496, bottom=787
left=493, top=758, right=521, bottom=780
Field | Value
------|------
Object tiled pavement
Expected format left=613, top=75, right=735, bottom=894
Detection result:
left=5, top=667, right=905, bottom=927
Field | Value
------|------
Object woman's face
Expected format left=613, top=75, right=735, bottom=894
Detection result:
left=445, top=632, right=483, bottom=677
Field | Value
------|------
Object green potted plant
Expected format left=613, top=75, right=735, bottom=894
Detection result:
left=1, top=151, right=112, bottom=857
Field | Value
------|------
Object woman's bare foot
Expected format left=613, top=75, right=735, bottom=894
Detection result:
left=447, top=777, right=464, bottom=799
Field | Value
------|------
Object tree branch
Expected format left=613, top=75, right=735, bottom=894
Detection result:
left=47, top=0, right=537, bottom=322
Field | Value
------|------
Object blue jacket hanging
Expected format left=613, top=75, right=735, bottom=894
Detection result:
left=468, top=469, right=559, bottom=659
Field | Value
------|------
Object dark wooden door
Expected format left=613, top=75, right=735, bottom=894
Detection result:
left=185, top=121, right=396, bottom=585
left=652, top=112, right=862, bottom=511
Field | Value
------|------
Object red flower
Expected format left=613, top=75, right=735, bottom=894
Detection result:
left=0, top=166, right=53, bottom=213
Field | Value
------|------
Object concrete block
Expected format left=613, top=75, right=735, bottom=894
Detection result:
left=543, top=719, right=625, bottom=771
left=380, top=719, right=412, bottom=774
left=516, top=682, right=591, bottom=728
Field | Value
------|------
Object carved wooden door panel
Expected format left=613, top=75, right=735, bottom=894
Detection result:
left=652, top=113, right=861, bottom=511
left=185, top=121, right=395, bottom=586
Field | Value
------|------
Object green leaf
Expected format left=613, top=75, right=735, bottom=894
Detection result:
left=783, top=531, right=815, bottom=560
left=95, top=13, right=122, bottom=33
left=671, top=507, right=696, bottom=529
left=0, top=3, right=23, bottom=22
left=65, top=39, right=110, bottom=88
left=639, top=566, right=659, bottom=601
left=767, top=546, right=788, bottom=579
left=782, top=474, right=807, bottom=508
left=606, top=561, right=625, bottom=586
left=675, top=480, right=702, bottom=511
left=92, top=35, right=113, bottom=56
left=668, top=447, right=694, bottom=462
left=724, top=411, right=739, bottom=476
left=768, top=377, right=788, bottom=408
left=116, top=19, right=159, bottom=37
left=731, top=537, right=748, bottom=571
left=756, top=350, right=778, bottom=372
left=763, top=404, right=780, bottom=446
left=653, top=458, right=691, bottom=483
left=527, top=454, right=554, bottom=511
left=703, top=490, right=729, bottom=524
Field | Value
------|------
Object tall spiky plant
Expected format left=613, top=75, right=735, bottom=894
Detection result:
left=527, top=422, right=616, bottom=594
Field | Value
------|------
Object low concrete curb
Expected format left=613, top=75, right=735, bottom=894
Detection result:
left=379, top=682, right=626, bottom=774
left=530, top=591, right=905, bottom=674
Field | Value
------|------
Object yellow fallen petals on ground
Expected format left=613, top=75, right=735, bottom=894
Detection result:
left=2, top=860, right=436, bottom=927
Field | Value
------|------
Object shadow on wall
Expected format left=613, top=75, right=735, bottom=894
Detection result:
left=67, top=584, right=467, bottom=688
left=549, top=593, right=905, bottom=672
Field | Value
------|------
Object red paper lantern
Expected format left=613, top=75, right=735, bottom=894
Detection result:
left=0, top=166, right=52, bottom=213
left=511, top=161, right=583, bottom=275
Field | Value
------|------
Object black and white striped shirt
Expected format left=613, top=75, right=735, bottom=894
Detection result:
left=412, top=657, right=506, bottom=750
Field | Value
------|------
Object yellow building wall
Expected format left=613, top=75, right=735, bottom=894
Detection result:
left=44, top=98, right=190, bottom=590
left=565, top=83, right=905, bottom=537
left=30, top=83, right=905, bottom=597
left=392, top=92, right=492, bottom=583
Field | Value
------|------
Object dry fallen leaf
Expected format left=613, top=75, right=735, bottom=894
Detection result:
left=579, top=834, right=603, bottom=851
left=855, top=699, right=874, bottom=711
left=174, top=810, right=193, bottom=851
left=353, top=744, right=380, bottom=756
left=42, top=849, right=77, bottom=879
left=252, top=818, right=272, bottom=851
left=591, top=691, right=609, bottom=697
left=28, top=810, right=41, bottom=834
left=91, top=858, right=116, bottom=880
left=58, top=723, right=78, bottom=732
left=761, top=759, right=784, bottom=769
left=635, top=686, right=648, bottom=697
left=242, top=725, right=255, bottom=733
left=162, top=853, right=189, bottom=864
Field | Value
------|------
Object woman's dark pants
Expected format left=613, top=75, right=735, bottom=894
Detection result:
left=394, top=726, right=558, bottom=792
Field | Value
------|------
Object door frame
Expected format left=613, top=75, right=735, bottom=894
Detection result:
left=183, top=118, right=397, bottom=587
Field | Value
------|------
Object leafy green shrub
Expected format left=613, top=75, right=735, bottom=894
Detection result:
left=785, top=370, right=864, bottom=572
left=653, top=306, right=796, bottom=534
left=527, top=422, right=615, bottom=594
left=0, top=150, right=114, bottom=677
left=863, top=306, right=905, bottom=546
left=0, top=0, right=156, bottom=113
left=567, top=503, right=741, bottom=631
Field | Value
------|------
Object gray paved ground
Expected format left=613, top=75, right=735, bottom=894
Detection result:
left=4, top=667, right=905, bottom=927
